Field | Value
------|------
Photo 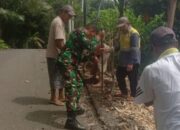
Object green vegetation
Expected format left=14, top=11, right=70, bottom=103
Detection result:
left=0, top=39, right=9, bottom=49
left=0, top=0, right=53, bottom=48
left=0, top=0, right=179, bottom=68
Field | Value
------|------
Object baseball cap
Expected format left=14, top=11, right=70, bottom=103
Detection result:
left=150, top=26, right=177, bottom=45
left=117, top=17, right=129, bottom=28
left=61, top=5, right=76, bottom=16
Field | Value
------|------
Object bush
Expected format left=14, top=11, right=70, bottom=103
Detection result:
left=0, top=39, right=9, bottom=49
left=89, top=9, right=119, bottom=39
left=0, top=0, right=53, bottom=48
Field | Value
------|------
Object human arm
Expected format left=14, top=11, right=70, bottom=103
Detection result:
left=144, top=101, right=153, bottom=107
left=134, top=66, right=154, bottom=106
left=113, top=31, right=120, bottom=52
left=127, top=64, right=133, bottom=72
left=55, top=39, right=65, bottom=50
left=54, top=21, right=66, bottom=50
left=99, top=44, right=114, bottom=54
left=127, top=33, right=140, bottom=71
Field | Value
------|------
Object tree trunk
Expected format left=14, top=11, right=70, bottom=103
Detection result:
left=0, top=28, right=2, bottom=38
left=0, top=23, right=2, bottom=38
left=114, top=0, right=125, bottom=17
left=68, top=0, right=74, bottom=33
left=83, top=0, right=87, bottom=26
left=167, top=0, right=177, bottom=28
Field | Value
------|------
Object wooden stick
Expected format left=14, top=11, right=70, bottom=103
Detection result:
left=101, top=39, right=104, bottom=93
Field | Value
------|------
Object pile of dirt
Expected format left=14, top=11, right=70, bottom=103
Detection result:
left=111, top=97, right=155, bottom=130
left=86, top=77, right=155, bottom=130
left=82, top=66, right=155, bottom=130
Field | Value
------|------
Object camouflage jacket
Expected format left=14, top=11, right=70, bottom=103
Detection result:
left=57, top=29, right=98, bottom=72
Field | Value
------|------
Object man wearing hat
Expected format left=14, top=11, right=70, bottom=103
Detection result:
left=115, top=16, right=141, bottom=99
left=135, top=26, right=180, bottom=130
left=46, top=5, right=75, bottom=106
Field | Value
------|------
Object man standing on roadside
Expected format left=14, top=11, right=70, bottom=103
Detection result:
left=46, top=5, right=75, bottom=106
left=135, top=26, right=180, bottom=130
left=114, top=17, right=141, bottom=99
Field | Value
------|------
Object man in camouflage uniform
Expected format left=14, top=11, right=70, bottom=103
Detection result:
left=57, top=24, right=98, bottom=130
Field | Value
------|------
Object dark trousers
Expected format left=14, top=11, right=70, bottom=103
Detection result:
left=116, top=64, right=139, bottom=97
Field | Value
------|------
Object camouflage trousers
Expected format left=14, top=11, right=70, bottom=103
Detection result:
left=57, top=50, right=84, bottom=113
left=64, top=69, right=83, bottom=112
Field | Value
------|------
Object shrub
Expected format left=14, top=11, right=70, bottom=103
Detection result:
left=0, top=39, right=9, bottom=49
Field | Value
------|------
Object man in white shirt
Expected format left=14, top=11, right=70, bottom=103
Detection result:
left=46, top=5, right=75, bottom=106
left=134, top=26, right=180, bottom=130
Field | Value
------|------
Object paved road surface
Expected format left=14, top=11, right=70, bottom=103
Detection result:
left=0, top=49, right=67, bottom=130
left=0, top=49, right=100, bottom=130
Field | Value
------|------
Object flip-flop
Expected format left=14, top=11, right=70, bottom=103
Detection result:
left=59, top=98, right=66, bottom=102
left=49, top=100, right=64, bottom=106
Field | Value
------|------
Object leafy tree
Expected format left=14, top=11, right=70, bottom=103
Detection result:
left=0, top=0, right=85, bottom=48
left=0, top=8, right=24, bottom=47
left=88, top=0, right=114, bottom=12
left=45, top=0, right=69, bottom=14
left=20, top=0, right=52, bottom=48
left=113, top=0, right=128, bottom=17
left=129, top=0, right=180, bottom=42
left=167, top=0, right=177, bottom=28
left=0, top=0, right=53, bottom=48
left=89, top=9, right=119, bottom=39
left=129, top=0, right=167, bottom=19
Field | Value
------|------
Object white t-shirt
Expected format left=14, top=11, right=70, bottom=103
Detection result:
left=46, top=16, right=66, bottom=58
left=135, top=52, right=180, bottom=130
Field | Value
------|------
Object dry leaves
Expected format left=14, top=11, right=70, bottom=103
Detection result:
left=112, top=99, right=155, bottom=130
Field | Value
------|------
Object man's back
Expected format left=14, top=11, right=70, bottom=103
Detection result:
left=145, top=52, right=180, bottom=130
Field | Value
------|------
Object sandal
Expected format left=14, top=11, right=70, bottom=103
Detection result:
left=49, top=100, right=64, bottom=106
left=59, top=98, right=66, bottom=102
